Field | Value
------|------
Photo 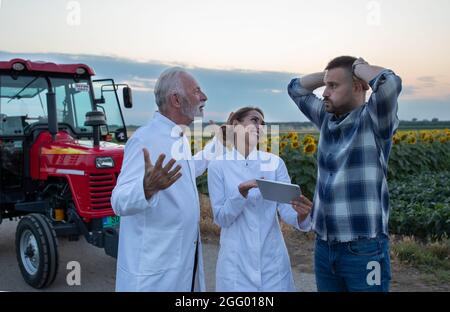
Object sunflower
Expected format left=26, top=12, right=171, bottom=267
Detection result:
left=407, top=136, right=417, bottom=144
left=303, top=143, right=317, bottom=155
left=420, top=131, right=427, bottom=139
left=280, top=141, right=288, bottom=149
left=287, top=132, right=296, bottom=139
left=400, top=133, right=408, bottom=141
left=291, top=141, right=300, bottom=149
left=439, top=136, right=448, bottom=144
left=420, top=133, right=432, bottom=143
left=393, top=136, right=400, bottom=145
left=302, top=135, right=315, bottom=145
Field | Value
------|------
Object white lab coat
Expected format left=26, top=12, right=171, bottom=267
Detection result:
left=111, top=112, right=219, bottom=292
left=207, top=148, right=311, bottom=291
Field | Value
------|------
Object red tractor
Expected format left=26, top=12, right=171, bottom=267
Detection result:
left=0, top=58, right=131, bottom=288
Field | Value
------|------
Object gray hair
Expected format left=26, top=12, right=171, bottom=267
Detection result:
left=154, top=67, right=187, bottom=109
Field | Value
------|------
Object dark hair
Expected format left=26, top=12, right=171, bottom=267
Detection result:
left=220, top=106, right=265, bottom=147
left=325, top=56, right=357, bottom=73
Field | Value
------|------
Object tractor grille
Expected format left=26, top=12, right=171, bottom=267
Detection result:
left=89, top=173, right=116, bottom=210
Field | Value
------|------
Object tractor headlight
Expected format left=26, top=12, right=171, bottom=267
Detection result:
left=96, top=157, right=114, bottom=168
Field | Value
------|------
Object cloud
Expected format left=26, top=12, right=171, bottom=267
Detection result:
left=2, top=50, right=450, bottom=123
left=122, top=76, right=157, bottom=92
left=260, top=88, right=283, bottom=94
left=416, top=76, right=438, bottom=88
left=402, top=75, right=450, bottom=101
left=417, top=76, right=437, bottom=83
left=401, top=85, right=417, bottom=96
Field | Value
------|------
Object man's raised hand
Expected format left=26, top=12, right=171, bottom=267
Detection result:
left=143, top=148, right=182, bottom=200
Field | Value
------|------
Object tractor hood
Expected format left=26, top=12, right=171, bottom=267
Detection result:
left=29, top=130, right=125, bottom=180
left=76, top=140, right=123, bottom=150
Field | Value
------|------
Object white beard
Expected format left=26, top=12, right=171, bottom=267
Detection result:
left=182, top=100, right=205, bottom=119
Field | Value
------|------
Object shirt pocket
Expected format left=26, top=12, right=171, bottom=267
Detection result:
left=260, top=171, right=275, bottom=180
left=140, top=228, right=182, bottom=274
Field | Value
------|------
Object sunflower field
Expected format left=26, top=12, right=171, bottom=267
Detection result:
left=195, top=129, right=450, bottom=239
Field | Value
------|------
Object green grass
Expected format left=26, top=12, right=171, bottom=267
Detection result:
left=389, top=171, right=450, bottom=240
left=392, top=236, right=450, bottom=283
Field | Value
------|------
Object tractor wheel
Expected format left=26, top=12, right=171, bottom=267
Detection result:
left=15, top=213, right=59, bottom=288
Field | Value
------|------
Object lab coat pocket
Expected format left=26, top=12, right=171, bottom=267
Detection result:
left=216, top=244, right=237, bottom=290
left=270, top=231, right=292, bottom=274
left=140, top=229, right=182, bottom=274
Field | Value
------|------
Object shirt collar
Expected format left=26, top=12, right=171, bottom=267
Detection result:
left=153, top=111, right=184, bottom=137
left=331, top=112, right=350, bottom=122
left=227, top=146, right=259, bottom=161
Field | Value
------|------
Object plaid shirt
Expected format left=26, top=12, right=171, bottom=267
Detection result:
left=288, top=70, right=402, bottom=242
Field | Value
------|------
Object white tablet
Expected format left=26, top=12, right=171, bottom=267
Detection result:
left=256, top=178, right=301, bottom=204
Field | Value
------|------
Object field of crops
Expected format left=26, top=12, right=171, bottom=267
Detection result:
left=195, top=129, right=450, bottom=240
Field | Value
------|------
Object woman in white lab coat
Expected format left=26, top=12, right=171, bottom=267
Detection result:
left=207, top=107, right=312, bottom=292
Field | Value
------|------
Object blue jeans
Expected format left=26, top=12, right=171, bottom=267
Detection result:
left=314, top=234, right=391, bottom=292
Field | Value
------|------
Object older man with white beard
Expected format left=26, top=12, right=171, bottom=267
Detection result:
left=111, top=67, right=218, bottom=291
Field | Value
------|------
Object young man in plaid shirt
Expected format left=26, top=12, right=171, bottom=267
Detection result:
left=288, top=56, right=402, bottom=291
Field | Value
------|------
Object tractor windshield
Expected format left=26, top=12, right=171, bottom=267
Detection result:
left=0, top=74, right=125, bottom=138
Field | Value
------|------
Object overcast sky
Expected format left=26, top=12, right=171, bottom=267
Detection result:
left=0, top=0, right=449, bottom=124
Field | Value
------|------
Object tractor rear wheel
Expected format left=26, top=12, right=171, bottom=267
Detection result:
left=15, top=213, right=59, bottom=288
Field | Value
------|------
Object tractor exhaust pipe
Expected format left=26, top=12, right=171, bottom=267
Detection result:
left=45, top=78, right=58, bottom=141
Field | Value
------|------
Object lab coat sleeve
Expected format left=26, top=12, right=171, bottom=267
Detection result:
left=207, top=161, right=247, bottom=228
left=275, top=157, right=311, bottom=232
left=111, top=137, right=160, bottom=216
left=193, top=137, right=223, bottom=177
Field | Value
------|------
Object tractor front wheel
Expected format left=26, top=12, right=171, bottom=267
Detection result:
left=15, top=213, right=59, bottom=288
